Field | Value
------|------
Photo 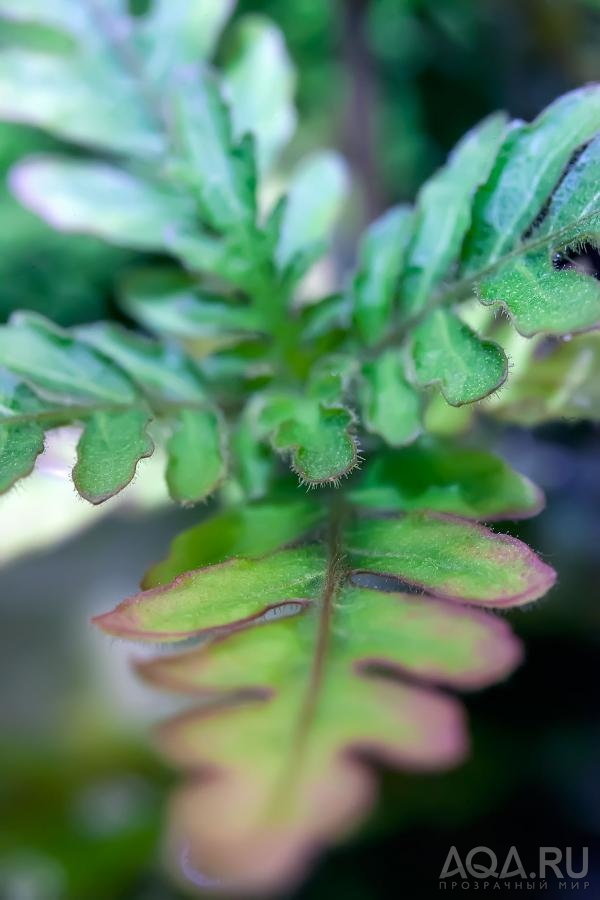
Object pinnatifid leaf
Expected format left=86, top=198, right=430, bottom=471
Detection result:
left=463, top=85, right=600, bottom=273
left=0, top=370, right=48, bottom=492
left=171, top=68, right=258, bottom=236
left=96, top=500, right=553, bottom=891
left=0, top=314, right=224, bottom=506
left=411, top=309, right=508, bottom=405
left=477, top=134, right=600, bottom=337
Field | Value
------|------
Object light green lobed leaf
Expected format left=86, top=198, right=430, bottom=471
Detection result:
left=224, top=15, right=296, bottom=174
left=463, top=86, right=600, bottom=273
left=166, top=409, right=227, bottom=507
left=98, top=512, right=554, bottom=640
left=477, top=135, right=600, bottom=336
left=411, top=308, right=507, bottom=405
left=352, top=206, right=413, bottom=345
left=95, top=503, right=554, bottom=891
left=359, top=350, right=422, bottom=447
left=349, top=443, right=543, bottom=520
left=346, top=513, right=554, bottom=608
left=0, top=370, right=48, bottom=493
left=401, top=113, right=507, bottom=320
left=76, top=323, right=208, bottom=406
left=258, top=381, right=359, bottom=486
left=73, top=408, right=154, bottom=505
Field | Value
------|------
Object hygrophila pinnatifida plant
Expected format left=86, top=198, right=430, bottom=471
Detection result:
left=1, top=0, right=600, bottom=894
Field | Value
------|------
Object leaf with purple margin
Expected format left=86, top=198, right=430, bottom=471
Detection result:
left=94, top=500, right=553, bottom=892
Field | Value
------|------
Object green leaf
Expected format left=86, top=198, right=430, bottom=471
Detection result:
left=401, top=113, right=507, bottom=319
left=97, top=546, right=326, bottom=640
left=139, top=0, right=235, bottom=75
left=411, top=309, right=507, bottom=405
left=0, top=313, right=226, bottom=506
left=0, top=370, right=47, bottom=492
left=0, top=312, right=136, bottom=404
left=0, top=48, right=163, bottom=157
left=463, top=86, right=600, bottom=273
left=259, top=389, right=358, bottom=486
left=276, top=151, right=349, bottom=276
left=119, top=268, right=263, bottom=354
left=143, top=499, right=324, bottom=588
left=477, top=135, right=600, bottom=336
left=352, top=206, right=413, bottom=346
left=225, top=15, right=296, bottom=173
left=10, top=157, right=195, bottom=252
left=95, top=503, right=554, bottom=891
left=76, top=323, right=207, bottom=405
left=346, top=513, right=554, bottom=607
left=73, top=408, right=154, bottom=504
left=349, top=442, right=543, bottom=520
left=166, top=409, right=226, bottom=506
left=359, top=350, right=421, bottom=447
left=171, top=68, right=257, bottom=235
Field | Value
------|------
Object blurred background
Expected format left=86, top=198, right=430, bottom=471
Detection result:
left=1, top=1, right=600, bottom=897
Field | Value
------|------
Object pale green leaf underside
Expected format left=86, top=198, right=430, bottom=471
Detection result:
left=477, top=134, right=600, bottom=336
left=10, top=158, right=194, bottom=253
left=463, top=85, right=600, bottom=273
left=95, top=502, right=554, bottom=890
